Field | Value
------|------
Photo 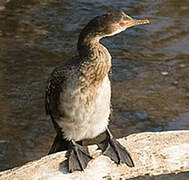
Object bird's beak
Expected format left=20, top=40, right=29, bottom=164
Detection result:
left=126, top=18, right=150, bottom=28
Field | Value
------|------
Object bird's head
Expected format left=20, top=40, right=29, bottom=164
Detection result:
left=80, top=11, right=150, bottom=40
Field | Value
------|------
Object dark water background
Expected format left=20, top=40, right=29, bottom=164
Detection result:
left=0, top=0, right=188, bottom=178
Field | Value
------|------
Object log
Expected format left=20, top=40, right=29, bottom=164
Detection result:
left=0, top=130, right=189, bottom=180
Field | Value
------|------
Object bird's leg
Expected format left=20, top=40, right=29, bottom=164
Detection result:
left=48, top=132, right=70, bottom=154
left=68, top=140, right=92, bottom=173
left=98, top=128, right=134, bottom=167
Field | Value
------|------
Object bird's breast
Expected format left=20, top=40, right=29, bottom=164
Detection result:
left=57, top=75, right=111, bottom=141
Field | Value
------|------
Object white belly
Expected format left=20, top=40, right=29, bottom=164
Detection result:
left=57, top=75, right=111, bottom=141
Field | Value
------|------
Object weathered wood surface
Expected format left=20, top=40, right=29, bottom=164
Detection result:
left=0, top=130, right=189, bottom=180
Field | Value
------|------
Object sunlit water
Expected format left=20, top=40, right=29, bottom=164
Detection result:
left=0, top=1, right=188, bottom=177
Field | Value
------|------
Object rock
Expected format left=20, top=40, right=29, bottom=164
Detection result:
left=0, top=131, right=189, bottom=180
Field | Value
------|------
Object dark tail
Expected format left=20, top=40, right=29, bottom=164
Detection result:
left=48, top=132, right=70, bottom=155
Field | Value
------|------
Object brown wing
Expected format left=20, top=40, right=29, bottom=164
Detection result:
left=45, top=68, right=65, bottom=117
left=45, top=56, right=80, bottom=118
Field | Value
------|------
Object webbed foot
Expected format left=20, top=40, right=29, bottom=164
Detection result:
left=98, top=129, right=134, bottom=167
left=68, top=140, right=92, bottom=173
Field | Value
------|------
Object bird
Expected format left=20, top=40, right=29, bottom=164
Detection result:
left=45, top=10, right=149, bottom=173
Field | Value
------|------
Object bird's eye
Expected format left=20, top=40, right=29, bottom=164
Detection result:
left=119, top=22, right=125, bottom=27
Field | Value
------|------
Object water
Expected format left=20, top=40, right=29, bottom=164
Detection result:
left=0, top=0, right=188, bottom=177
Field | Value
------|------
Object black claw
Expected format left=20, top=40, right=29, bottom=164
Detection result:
left=68, top=141, right=92, bottom=172
left=103, top=140, right=119, bottom=163
left=110, top=137, right=134, bottom=167
left=69, top=148, right=81, bottom=172
left=98, top=129, right=135, bottom=167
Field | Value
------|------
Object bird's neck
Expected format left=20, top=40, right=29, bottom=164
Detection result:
left=77, top=32, right=111, bottom=60
left=77, top=32, right=100, bottom=57
left=77, top=33, right=111, bottom=87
